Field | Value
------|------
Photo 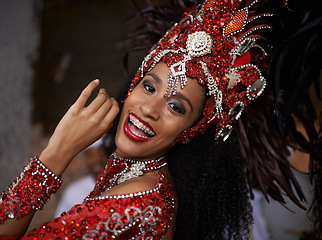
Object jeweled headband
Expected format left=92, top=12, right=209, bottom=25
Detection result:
left=128, top=0, right=273, bottom=143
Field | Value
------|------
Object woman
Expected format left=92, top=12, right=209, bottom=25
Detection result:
left=0, top=0, right=321, bottom=239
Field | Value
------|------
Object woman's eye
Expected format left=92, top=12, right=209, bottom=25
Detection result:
left=142, top=81, right=155, bottom=94
left=169, top=102, right=186, bottom=115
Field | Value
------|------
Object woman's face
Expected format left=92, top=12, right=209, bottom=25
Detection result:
left=115, top=62, right=205, bottom=160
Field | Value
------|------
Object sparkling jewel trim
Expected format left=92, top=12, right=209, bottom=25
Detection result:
left=254, top=44, right=268, bottom=56
left=108, top=152, right=166, bottom=170
left=89, top=183, right=161, bottom=201
left=247, top=76, right=267, bottom=100
left=200, top=61, right=223, bottom=122
left=84, top=152, right=167, bottom=201
left=165, top=54, right=191, bottom=97
left=246, top=13, right=274, bottom=25
left=24, top=172, right=175, bottom=239
left=223, top=8, right=249, bottom=37
left=231, top=37, right=261, bottom=56
left=186, top=31, right=212, bottom=57
left=248, top=0, right=261, bottom=8
left=228, top=101, right=245, bottom=121
left=200, top=61, right=219, bottom=97
left=118, top=162, right=146, bottom=184
left=283, top=0, right=293, bottom=11
left=140, top=49, right=157, bottom=78
left=114, top=153, right=167, bottom=185
left=239, top=25, right=273, bottom=44
left=82, top=173, right=174, bottom=240
left=215, top=124, right=233, bottom=141
left=231, top=36, right=269, bottom=58
left=0, top=157, right=61, bottom=223
left=149, top=49, right=186, bottom=75
left=231, top=63, right=266, bottom=99
left=83, top=206, right=163, bottom=239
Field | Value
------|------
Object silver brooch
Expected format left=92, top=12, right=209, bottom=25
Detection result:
left=117, top=162, right=145, bottom=184
left=186, top=31, right=212, bottom=57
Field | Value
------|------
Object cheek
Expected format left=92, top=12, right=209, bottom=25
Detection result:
left=115, top=107, right=128, bottom=142
left=124, top=89, right=143, bottom=107
left=118, top=91, right=140, bottom=123
left=164, top=118, right=190, bottom=138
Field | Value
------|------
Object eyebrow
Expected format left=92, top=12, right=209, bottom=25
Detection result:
left=146, top=73, right=161, bottom=83
left=176, top=92, right=193, bottom=111
left=146, top=73, right=193, bottom=111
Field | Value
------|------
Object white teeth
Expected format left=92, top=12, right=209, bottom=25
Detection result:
left=129, top=114, right=156, bottom=137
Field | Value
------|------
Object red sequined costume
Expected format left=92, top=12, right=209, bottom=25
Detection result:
left=0, top=154, right=174, bottom=239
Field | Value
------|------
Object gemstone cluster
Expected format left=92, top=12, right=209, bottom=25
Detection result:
left=0, top=157, right=61, bottom=224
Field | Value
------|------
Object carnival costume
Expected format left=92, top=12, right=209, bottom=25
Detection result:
left=1, top=0, right=321, bottom=238
left=0, top=153, right=173, bottom=239
left=127, top=0, right=321, bottom=207
left=126, top=0, right=322, bottom=233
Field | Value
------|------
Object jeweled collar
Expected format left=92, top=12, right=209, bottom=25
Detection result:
left=84, top=152, right=167, bottom=201
left=107, top=152, right=167, bottom=185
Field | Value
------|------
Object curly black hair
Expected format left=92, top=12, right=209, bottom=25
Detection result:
left=167, top=128, right=252, bottom=239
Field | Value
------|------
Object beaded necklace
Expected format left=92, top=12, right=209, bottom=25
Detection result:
left=85, top=152, right=167, bottom=201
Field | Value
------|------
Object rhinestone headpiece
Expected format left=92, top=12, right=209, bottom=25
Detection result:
left=129, top=0, right=273, bottom=143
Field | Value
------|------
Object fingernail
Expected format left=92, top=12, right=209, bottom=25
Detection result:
left=94, top=79, right=100, bottom=84
left=100, top=88, right=108, bottom=96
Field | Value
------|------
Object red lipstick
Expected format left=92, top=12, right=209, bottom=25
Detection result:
left=123, top=113, right=156, bottom=142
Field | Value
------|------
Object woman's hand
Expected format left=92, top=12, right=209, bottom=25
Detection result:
left=39, top=79, right=119, bottom=176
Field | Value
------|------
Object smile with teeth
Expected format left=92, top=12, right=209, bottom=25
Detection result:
left=129, top=114, right=156, bottom=138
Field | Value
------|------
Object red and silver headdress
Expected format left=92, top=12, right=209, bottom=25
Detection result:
left=129, top=0, right=273, bottom=143
left=123, top=0, right=322, bottom=223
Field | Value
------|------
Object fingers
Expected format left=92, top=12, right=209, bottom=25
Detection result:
left=102, top=98, right=119, bottom=124
left=69, top=79, right=119, bottom=131
left=94, top=97, right=119, bottom=127
left=87, top=88, right=109, bottom=113
left=73, top=79, right=100, bottom=110
left=95, top=93, right=113, bottom=118
left=82, top=81, right=119, bottom=129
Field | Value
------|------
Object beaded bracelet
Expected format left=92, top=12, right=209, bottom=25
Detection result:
left=0, top=157, right=62, bottom=224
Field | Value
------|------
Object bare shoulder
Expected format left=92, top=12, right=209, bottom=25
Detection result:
left=100, top=172, right=159, bottom=197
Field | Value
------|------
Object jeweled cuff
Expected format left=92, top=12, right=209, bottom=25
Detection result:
left=0, top=157, right=62, bottom=224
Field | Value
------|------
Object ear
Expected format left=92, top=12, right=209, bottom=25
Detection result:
left=175, top=130, right=192, bottom=144
left=180, top=138, right=191, bottom=144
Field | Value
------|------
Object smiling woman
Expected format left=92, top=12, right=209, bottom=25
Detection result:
left=0, top=0, right=321, bottom=239
left=115, top=62, right=205, bottom=160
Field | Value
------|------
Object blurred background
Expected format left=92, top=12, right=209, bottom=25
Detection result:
left=0, top=0, right=149, bottom=230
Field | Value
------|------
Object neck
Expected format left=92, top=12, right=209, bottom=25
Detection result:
left=110, top=152, right=166, bottom=165
left=114, top=149, right=166, bottom=162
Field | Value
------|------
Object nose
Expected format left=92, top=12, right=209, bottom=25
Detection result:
left=140, top=98, right=161, bottom=120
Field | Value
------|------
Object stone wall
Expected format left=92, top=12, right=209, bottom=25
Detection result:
left=0, top=0, right=38, bottom=192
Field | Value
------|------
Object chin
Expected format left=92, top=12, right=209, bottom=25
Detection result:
left=114, top=136, right=168, bottom=160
